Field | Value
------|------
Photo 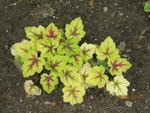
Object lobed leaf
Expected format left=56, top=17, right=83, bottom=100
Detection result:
left=36, top=39, right=58, bottom=57
left=62, top=84, right=86, bottom=105
left=107, top=56, right=132, bottom=76
left=86, top=66, right=108, bottom=88
left=22, top=50, right=45, bottom=77
left=24, top=80, right=41, bottom=96
left=80, top=63, right=92, bottom=89
left=45, top=55, right=68, bottom=77
left=60, top=65, right=82, bottom=86
left=57, top=38, right=80, bottom=56
left=69, top=53, right=84, bottom=69
left=80, top=42, right=96, bottom=61
left=106, top=76, right=130, bottom=96
left=96, top=36, right=119, bottom=60
left=25, top=25, right=45, bottom=40
left=11, top=39, right=33, bottom=57
left=44, top=23, right=61, bottom=42
left=40, top=73, right=58, bottom=94
left=65, top=17, right=86, bottom=41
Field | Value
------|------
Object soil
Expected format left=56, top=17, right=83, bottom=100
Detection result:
left=0, top=0, right=150, bottom=113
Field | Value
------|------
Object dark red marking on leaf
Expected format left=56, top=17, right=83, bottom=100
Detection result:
left=44, top=76, right=53, bottom=89
left=82, top=47, right=92, bottom=56
left=111, top=60, right=126, bottom=72
left=49, top=60, right=62, bottom=71
left=41, top=43, right=53, bottom=53
left=63, top=42, right=74, bottom=52
left=31, top=31, right=43, bottom=39
left=27, top=54, right=39, bottom=72
left=72, top=55, right=79, bottom=64
left=70, top=25, right=80, bottom=37
left=20, top=47, right=28, bottom=53
left=92, top=71, right=104, bottom=81
left=67, top=86, right=80, bottom=101
left=46, top=27, right=58, bottom=39
left=64, top=70, right=76, bottom=81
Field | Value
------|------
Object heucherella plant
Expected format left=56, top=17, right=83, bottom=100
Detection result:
left=11, top=17, right=132, bottom=105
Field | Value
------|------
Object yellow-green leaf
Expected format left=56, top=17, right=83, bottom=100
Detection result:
left=86, top=66, right=108, bottom=88
left=45, top=55, right=68, bottom=77
left=36, top=39, right=58, bottom=57
left=96, top=36, right=119, bottom=60
left=65, top=17, right=86, bottom=41
left=107, top=56, right=132, bottom=76
left=44, top=23, right=61, bottom=42
left=22, top=51, right=45, bottom=77
left=40, top=73, right=58, bottom=94
left=62, top=84, right=86, bottom=105
left=60, top=65, right=82, bottom=86
left=106, top=76, right=130, bottom=96
left=80, top=42, right=96, bottom=61
left=25, top=25, right=45, bottom=40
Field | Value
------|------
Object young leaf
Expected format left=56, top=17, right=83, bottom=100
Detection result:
left=96, top=36, right=119, bottom=60
left=45, top=55, right=67, bottom=77
left=107, top=56, right=132, bottom=76
left=36, top=39, right=58, bottom=57
left=57, top=38, right=80, bottom=56
left=11, top=39, right=32, bottom=57
left=44, top=23, right=61, bottom=42
left=80, top=63, right=92, bottom=89
left=25, top=25, right=45, bottom=40
left=86, top=66, right=108, bottom=88
left=65, top=17, right=86, bottom=41
left=24, top=80, right=41, bottom=96
left=106, top=76, right=130, bottom=96
left=60, top=65, right=82, bottom=86
left=40, top=73, right=58, bottom=94
left=80, top=42, right=96, bottom=61
left=22, top=51, right=45, bottom=77
left=62, top=84, right=86, bottom=105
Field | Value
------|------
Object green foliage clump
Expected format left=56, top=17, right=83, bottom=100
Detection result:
left=11, top=17, right=132, bottom=105
left=144, top=1, right=150, bottom=12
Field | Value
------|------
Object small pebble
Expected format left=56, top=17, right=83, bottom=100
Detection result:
left=132, top=88, right=135, bottom=92
left=90, top=95, right=94, bottom=99
left=44, top=101, right=51, bottom=105
left=125, top=101, right=133, bottom=107
left=103, top=7, right=108, bottom=12
left=51, top=101, right=57, bottom=106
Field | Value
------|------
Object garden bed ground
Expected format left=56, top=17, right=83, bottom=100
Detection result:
left=0, top=0, right=150, bottom=113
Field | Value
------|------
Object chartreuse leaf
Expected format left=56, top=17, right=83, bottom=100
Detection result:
left=24, top=80, right=41, bottom=96
left=107, top=56, right=132, bottom=76
left=45, top=55, right=67, bottom=77
left=144, top=2, right=150, bottom=12
left=25, top=25, right=45, bottom=40
left=86, top=66, right=108, bottom=88
left=80, top=42, right=96, bottom=61
left=60, top=65, right=82, bottom=86
left=36, top=39, right=58, bottom=57
left=69, top=53, right=84, bottom=69
left=57, top=38, right=80, bottom=56
left=11, top=39, right=32, bottom=57
left=44, top=23, right=61, bottom=42
left=62, top=84, right=86, bottom=105
left=40, top=73, right=58, bottom=94
left=80, top=63, right=92, bottom=89
left=65, top=17, right=86, bottom=41
left=22, top=51, right=45, bottom=77
left=96, top=36, right=119, bottom=60
left=106, top=76, right=130, bottom=96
